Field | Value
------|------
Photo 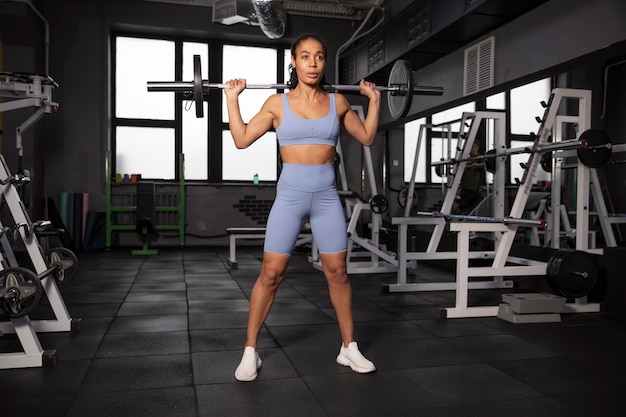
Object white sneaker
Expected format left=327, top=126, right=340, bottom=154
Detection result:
left=336, top=342, right=376, bottom=373
left=235, top=346, right=262, bottom=381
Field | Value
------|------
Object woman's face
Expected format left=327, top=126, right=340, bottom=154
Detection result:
left=291, top=37, right=326, bottom=87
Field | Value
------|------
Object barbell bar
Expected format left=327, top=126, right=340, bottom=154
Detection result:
left=432, top=138, right=588, bottom=168
left=416, top=211, right=547, bottom=227
left=147, top=81, right=439, bottom=95
left=147, top=55, right=444, bottom=119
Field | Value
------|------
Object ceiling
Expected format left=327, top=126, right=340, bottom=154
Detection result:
left=351, top=0, right=551, bottom=86
left=137, top=0, right=550, bottom=84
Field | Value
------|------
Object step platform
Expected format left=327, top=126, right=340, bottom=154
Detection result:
left=497, top=293, right=566, bottom=324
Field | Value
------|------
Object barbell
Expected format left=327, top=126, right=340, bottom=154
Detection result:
left=433, top=131, right=613, bottom=175
left=411, top=215, right=598, bottom=298
left=416, top=211, right=548, bottom=227
left=147, top=55, right=444, bottom=119
left=541, top=128, right=614, bottom=172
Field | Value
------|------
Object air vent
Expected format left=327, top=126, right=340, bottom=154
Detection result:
left=212, top=0, right=251, bottom=25
left=463, top=36, right=494, bottom=96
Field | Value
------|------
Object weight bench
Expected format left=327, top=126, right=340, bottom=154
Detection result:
left=226, top=227, right=312, bottom=268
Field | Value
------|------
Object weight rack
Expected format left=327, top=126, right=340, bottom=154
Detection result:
left=0, top=73, right=79, bottom=369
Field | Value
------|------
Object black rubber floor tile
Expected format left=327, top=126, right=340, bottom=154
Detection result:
left=124, top=290, right=187, bottom=302
left=68, top=386, right=197, bottom=417
left=350, top=320, right=433, bottom=342
left=130, top=282, right=186, bottom=292
left=322, top=305, right=404, bottom=323
left=367, top=337, right=479, bottom=370
left=304, top=370, right=442, bottom=416
left=61, top=291, right=128, bottom=304
left=188, top=311, right=249, bottom=330
left=60, top=283, right=132, bottom=294
left=554, top=389, right=626, bottom=417
left=413, top=317, right=506, bottom=337
left=107, top=314, right=188, bottom=334
left=79, top=354, right=192, bottom=393
left=385, top=304, right=443, bottom=320
left=445, top=396, right=585, bottom=417
left=192, top=347, right=297, bottom=384
left=187, top=285, right=248, bottom=301
left=96, top=331, right=189, bottom=357
left=64, top=302, right=121, bottom=318
left=492, top=356, right=626, bottom=396
left=196, top=378, right=326, bottom=417
left=117, top=300, right=188, bottom=316
left=264, top=308, right=336, bottom=326
left=282, top=344, right=354, bottom=376
left=363, top=292, right=433, bottom=307
left=446, top=333, right=560, bottom=362
left=0, top=358, right=91, bottom=397
left=190, top=327, right=278, bottom=352
left=36, top=334, right=103, bottom=361
left=2, top=395, right=73, bottom=417
left=403, top=363, right=542, bottom=407
left=268, top=323, right=344, bottom=347
left=188, top=298, right=250, bottom=313
left=184, top=273, right=240, bottom=287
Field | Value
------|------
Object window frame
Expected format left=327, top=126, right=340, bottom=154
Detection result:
left=111, top=32, right=289, bottom=183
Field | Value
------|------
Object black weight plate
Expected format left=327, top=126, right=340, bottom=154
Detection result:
left=435, top=161, right=446, bottom=178
left=46, top=247, right=79, bottom=284
left=370, top=194, right=389, bottom=214
left=547, top=249, right=598, bottom=298
left=577, top=129, right=612, bottom=168
left=193, top=55, right=204, bottom=118
left=0, top=267, right=43, bottom=318
left=387, top=60, right=413, bottom=120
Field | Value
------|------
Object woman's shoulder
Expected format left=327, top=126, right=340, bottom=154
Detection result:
left=333, top=92, right=351, bottom=113
left=262, top=93, right=284, bottom=109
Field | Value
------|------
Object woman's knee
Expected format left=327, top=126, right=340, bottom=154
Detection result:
left=320, top=256, right=348, bottom=285
left=257, top=254, right=290, bottom=289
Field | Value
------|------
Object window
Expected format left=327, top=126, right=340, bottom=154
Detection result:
left=220, top=45, right=279, bottom=181
left=403, top=118, right=426, bottom=183
left=114, top=37, right=177, bottom=179
left=403, top=78, right=551, bottom=186
left=430, top=102, right=475, bottom=180
left=182, top=42, right=209, bottom=180
left=510, top=78, right=551, bottom=135
left=112, top=35, right=288, bottom=182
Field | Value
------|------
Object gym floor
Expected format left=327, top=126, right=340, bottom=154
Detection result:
left=1, top=246, right=625, bottom=417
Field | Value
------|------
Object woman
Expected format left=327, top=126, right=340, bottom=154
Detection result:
left=225, top=32, right=380, bottom=382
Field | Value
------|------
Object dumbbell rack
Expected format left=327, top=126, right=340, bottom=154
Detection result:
left=0, top=155, right=79, bottom=368
left=0, top=73, right=77, bottom=368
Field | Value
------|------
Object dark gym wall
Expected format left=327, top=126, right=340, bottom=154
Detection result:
left=384, top=0, right=626, bottom=126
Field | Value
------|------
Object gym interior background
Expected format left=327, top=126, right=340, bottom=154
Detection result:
left=1, top=0, right=626, bottom=416
left=0, top=0, right=624, bottom=249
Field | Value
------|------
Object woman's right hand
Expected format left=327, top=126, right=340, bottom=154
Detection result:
left=224, top=78, right=246, bottom=99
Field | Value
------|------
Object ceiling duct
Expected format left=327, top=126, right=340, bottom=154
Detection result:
left=250, top=0, right=286, bottom=39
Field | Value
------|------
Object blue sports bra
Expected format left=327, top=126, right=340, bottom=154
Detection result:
left=275, top=93, right=340, bottom=147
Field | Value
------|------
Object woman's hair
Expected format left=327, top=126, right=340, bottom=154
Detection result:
left=287, top=32, right=330, bottom=90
